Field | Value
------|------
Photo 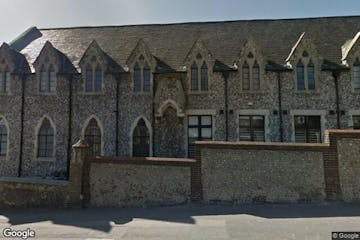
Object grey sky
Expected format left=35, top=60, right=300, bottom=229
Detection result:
left=1, top=0, right=360, bottom=43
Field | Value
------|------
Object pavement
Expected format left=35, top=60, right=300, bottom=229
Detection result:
left=0, top=203, right=360, bottom=240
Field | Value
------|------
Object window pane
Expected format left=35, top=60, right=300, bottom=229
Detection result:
left=133, top=119, right=150, bottom=157
left=0, top=72, right=3, bottom=93
left=239, top=116, right=251, bottom=141
left=242, top=64, right=250, bottom=90
left=191, top=62, right=198, bottom=91
left=49, top=67, right=56, bottom=92
left=143, top=65, right=151, bottom=92
left=85, top=119, right=102, bottom=156
left=38, top=119, right=54, bottom=157
left=354, top=66, right=360, bottom=89
left=189, top=128, right=198, bottom=138
left=40, top=67, right=47, bottom=92
left=0, top=118, right=7, bottom=156
left=307, top=63, right=315, bottom=90
left=5, top=71, right=10, bottom=93
left=188, top=116, right=198, bottom=126
left=294, top=116, right=321, bottom=143
left=85, top=66, right=93, bottom=92
left=201, top=128, right=212, bottom=138
left=133, top=63, right=141, bottom=92
left=297, top=62, right=305, bottom=90
left=252, top=63, right=260, bottom=90
left=201, top=116, right=212, bottom=125
left=95, top=67, right=102, bottom=92
left=353, top=116, right=360, bottom=129
left=201, top=62, right=208, bottom=91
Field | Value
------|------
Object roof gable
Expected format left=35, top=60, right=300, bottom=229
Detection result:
left=342, top=32, right=360, bottom=62
left=0, top=42, right=31, bottom=74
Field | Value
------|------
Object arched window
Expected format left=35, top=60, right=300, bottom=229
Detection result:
left=4, top=68, right=10, bottom=93
left=201, top=62, right=208, bottom=91
left=95, top=65, right=102, bottom=92
left=143, top=63, right=151, bottom=92
left=354, top=58, right=360, bottom=90
left=40, top=65, right=47, bottom=92
left=37, top=118, right=54, bottom=158
left=0, top=118, right=8, bottom=156
left=49, top=65, right=56, bottom=92
left=252, top=61, right=260, bottom=90
left=133, top=62, right=141, bottom=92
left=84, top=118, right=101, bottom=156
left=85, top=64, right=93, bottom=92
left=132, top=119, right=150, bottom=157
left=242, top=62, right=250, bottom=90
left=296, top=60, right=305, bottom=90
left=191, top=62, right=198, bottom=91
left=307, top=61, right=315, bottom=90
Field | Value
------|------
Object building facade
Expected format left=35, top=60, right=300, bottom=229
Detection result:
left=1, top=16, right=360, bottom=179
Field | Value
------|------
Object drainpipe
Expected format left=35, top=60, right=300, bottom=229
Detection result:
left=333, top=71, right=341, bottom=129
left=151, top=73, right=156, bottom=157
left=115, top=75, right=120, bottom=156
left=66, top=74, right=73, bottom=180
left=223, top=72, right=229, bottom=141
left=18, top=74, right=26, bottom=177
left=277, top=72, right=284, bottom=142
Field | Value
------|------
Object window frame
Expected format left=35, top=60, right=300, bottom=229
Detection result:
left=239, top=115, right=265, bottom=142
left=353, top=59, right=360, bottom=90
left=84, top=118, right=102, bottom=156
left=36, top=118, right=55, bottom=159
left=0, top=117, right=8, bottom=157
left=187, top=115, right=212, bottom=157
left=132, top=118, right=150, bottom=157
left=294, top=115, right=322, bottom=143
left=132, top=56, right=152, bottom=93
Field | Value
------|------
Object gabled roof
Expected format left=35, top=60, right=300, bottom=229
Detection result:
left=341, top=32, right=360, bottom=61
left=79, top=40, right=124, bottom=73
left=15, top=16, right=360, bottom=72
left=34, top=41, right=77, bottom=74
left=0, top=43, right=31, bottom=74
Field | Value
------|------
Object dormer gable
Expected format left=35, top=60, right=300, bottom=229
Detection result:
left=33, top=41, right=77, bottom=74
left=79, top=40, right=123, bottom=74
left=286, top=32, right=321, bottom=66
left=183, top=38, right=213, bottom=65
left=342, top=32, right=360, bottom=65
left=126, top=39, right=154, bottom=69
left=0, top=42, right=30, bottom=74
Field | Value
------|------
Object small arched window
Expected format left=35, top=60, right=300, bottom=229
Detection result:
left=49, top=65, right=56, bottom=92
left=133, top=62, right=141, bottom=92
left=37, top=118, right=54, bottom=158
left=4, top=68, right=10, bottom=93
left=84, top=118, right=102, bottom=156
left=252, top=61, right=260, bottom=90
left=85, top=64, right=93, bottom=92
left=95, top=65, right=102, bottom=92
left=307, top=61, right=315, bottom=90
left=201, top=62, right=208, bottom=91
left=296, top=60, right=305, bottom=90
left=143, top=63, right=151, bottom=92
left=132, top=119, right=150, bottom=157
left=0, top=118, right=8, bottom=156
left=242, top=62, right=250, bottom=90
left=354, top=58, right=360, bottom=90
left=191, top=62, right=199, bottom=91
left=40, top=65, right=47, bottom=92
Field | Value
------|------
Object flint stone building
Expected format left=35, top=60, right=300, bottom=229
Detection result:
left=0, top=16, right=360, bottom=179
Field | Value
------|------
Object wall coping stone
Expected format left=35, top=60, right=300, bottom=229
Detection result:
left=87, top=156, right=196, bottom=166
left=0, top=177, right=69, bottom=186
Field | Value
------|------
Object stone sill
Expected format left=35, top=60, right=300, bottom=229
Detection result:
left=0, top=177, right=69, bottom=186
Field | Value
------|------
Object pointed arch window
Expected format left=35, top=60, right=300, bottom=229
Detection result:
left=191, top=62, right=199, bottom=91
left=307, top=61, right=315, bottom=90
left=133, top=62, right=141, bottom=92
left=143, top=63, right=151, bottom=92
left=40, top=65, right=47, bottom=92
left=201, top=62, right=208, bottom=91
left=296, top=61, right=305, bottom=90
left=85, top=64, right=93, bottom=92
left=132, top=119, right=150, bottom=157
left=252, top=61, right=260, bottom=90
left=84, top=118, right=102, bottom=156
left=354, top=58, right=360, bottom=90
left=0, top=68, right=10, bottom=93
left=242, top=62, right=250, bottom=90
left=0, top=118, right=8, bottom=156
left=95, top=65, right=103, bottom=92
left=49, top=65, right=56, bottom=92
left=37, top=118, right=54, bottom=158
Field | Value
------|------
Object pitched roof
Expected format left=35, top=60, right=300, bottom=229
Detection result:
left=0, top=43, right=31, bottom=74
left=14, top=16, right=360, bottom=72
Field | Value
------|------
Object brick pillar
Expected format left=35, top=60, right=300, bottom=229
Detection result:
left=191, top=143, right=203, bottom=202
left=65, top=139, right=89, bottom=208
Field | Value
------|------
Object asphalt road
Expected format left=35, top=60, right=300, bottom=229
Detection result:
left=0, top=203, right=360, bottom=240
